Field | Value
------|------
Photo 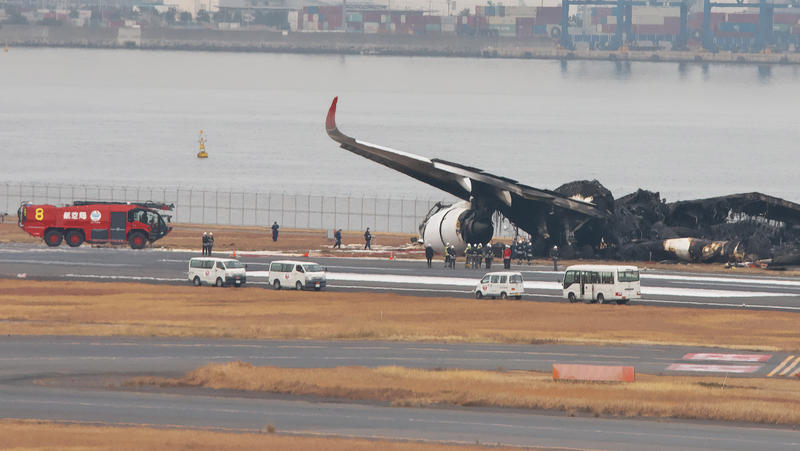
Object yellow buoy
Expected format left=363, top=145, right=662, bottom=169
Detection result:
left=197, top=130, right=208, bottom=158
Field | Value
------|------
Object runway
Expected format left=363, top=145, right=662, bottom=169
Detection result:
left=2, top=336, right=800, bottom=450
left=1, top=243, right=800, bottom=310
left=2, top=243, right=800, bottom=447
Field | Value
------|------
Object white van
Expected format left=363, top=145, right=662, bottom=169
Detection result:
left=562, top=264, right=641, bottom=304
left=268, top=260, right=327, bottom=291
left=188, top=257, right=246, bottom=287
left=475, top=271, right=524, bottom=300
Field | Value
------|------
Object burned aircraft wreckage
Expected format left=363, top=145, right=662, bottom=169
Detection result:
left=326, top=97, right=800, bottom=267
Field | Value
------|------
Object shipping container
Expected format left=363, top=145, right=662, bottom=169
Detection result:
left=536, top=7, right=561, bottom=25
left=364, top=22, right=379, bottom=33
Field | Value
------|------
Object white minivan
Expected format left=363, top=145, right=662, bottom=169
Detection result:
left=268, top=260, right=327, bottom=291
left=188, top=257, right=246, bottom=287
left=475, top=271, right=524, bottom=300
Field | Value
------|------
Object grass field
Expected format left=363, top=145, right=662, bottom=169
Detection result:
left=2, top=279, right=799, bottom=350
left=0, top=419, right=520, bottom=450
left=126, top=362, right=800, bottom=425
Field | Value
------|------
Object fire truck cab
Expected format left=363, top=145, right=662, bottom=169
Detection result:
left=17, top=201, right=173, bottom=249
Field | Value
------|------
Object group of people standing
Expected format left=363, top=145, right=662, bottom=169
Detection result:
left=512, top=239, right=535, bottom=265
left=464, top=243, right=496, bottom=269
left=201, top=232, right=214, bottom=256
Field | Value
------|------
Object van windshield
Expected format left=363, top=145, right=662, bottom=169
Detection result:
left=225, top=260, right=244, bottom=269
left=304, top=264, right=323, bottom=273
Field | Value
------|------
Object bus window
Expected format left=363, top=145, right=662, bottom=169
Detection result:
left=563, top=270, right=578, bottom=288
left=618, top=270, right=640, bottom=282
left=601, top=272, right=613, bottom=284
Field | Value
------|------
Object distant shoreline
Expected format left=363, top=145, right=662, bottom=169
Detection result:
left=3, top=24, right=800, bottom=65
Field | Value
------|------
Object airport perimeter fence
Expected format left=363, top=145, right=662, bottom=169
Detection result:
left=1, top=182, right=519, bottom=238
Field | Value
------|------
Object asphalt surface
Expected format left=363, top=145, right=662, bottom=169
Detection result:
left=2, top=243, right=800, bottom=448
left=2, top=243, right=800, bottom=310
left=1, top=336, right=800, bottom=450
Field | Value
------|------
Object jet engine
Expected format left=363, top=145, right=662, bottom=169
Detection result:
left=420, top=200, right=494, bottom=255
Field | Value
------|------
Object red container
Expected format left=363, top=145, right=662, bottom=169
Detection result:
left=726, top=13, right=759, bottom=24
left=364, top=11, right=381, bottom=22
left=774, top=13, right=800, bottom=25
left=536, top=7, right=562, bottom=24
left=424, top=15, right=442, bottom=25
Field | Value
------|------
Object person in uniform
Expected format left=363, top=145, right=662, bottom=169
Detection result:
left=333, top=228, right=342, bottom=249
left=271, top=221, right=280, bottom=242
left=503, top=244, right=512, bottom=269
left=550, top=245, right=559, bottom=271
left=525, top=240, right=533, bottom=265
left=425, top=243, right=434, bottom=268
left=202, top=232, right=208, bottom=255
left=465, top=243, right=472, bottom=269
left=475, top=243, right=483, bottom=269
left=448, top=243, right=456, bottom=269
left=207, top=232, right=214, bottom=255
left=444, top=243, right=451, bottom=267
left=364, top=227, right=372, bottom=249
left=484, top=242, right=492, bottom=269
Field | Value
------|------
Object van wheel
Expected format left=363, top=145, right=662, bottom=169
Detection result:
left=273, top=280, right=281, bottom=290
left=193, top=276, right=201, bottom=287
left=296, top=281, right=303, bottom=291
left=44, top=229, right=63, bottom=247
left=215, top=278, right=223, bottom=287
left=568, top=292, right=576, bottom=303
left=500, top=292, right=507, bottom=300
left=475, top=291, right=483, bottom=299
left=65, top=230, right=84, bottom=247
left=597, top=293, right=605, bottom=304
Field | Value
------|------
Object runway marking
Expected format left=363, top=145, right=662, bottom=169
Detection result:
left=666, top=363, right=761, bottom=373
left=778, top=356, right=800, bottom=376
left=65, top=274, right=184, bottom=282
left=639, top=299, right=800, bottom=311
left=249, top=271, right=796, bottom=298
left=766, top=355, right=795, bottom=377
left=682, top=353, right=771, bottom=363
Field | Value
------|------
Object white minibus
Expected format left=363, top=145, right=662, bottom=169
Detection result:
left=475, top=271, right=524, bottom=300
left=562, top=265, right=641, bottom=304
left=268, top=260, right=327, bottom=291
left=188, top=257, right=246, bottom=287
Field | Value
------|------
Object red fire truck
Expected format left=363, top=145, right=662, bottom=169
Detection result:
left=17, top=201, right=174, bottom=249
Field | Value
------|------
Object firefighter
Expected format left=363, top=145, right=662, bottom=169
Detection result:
left=515, top=239, right=524, bottom=265
left=465, top=243, right=472, bottom=269
left=425, top=243, right=434, bottom=268
left=550, top=245, right=559, bottom=271
left=484, top=242, right=493, bottom=269
left=444, top=243, right=451, bottom=267
left=475, top=243, right=483, bottom=269
left=449, top=243, right=456, bottom=269
left=503, top=244, right=512, bottom=269
left=271, top=221, right=279, bottom=242
left=207, top=232, right=214, bottom=255
left=202, top=232, right=208, bottom=255
left=525, top=240, right=533, bottom=265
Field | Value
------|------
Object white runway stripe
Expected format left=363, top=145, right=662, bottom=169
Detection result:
left=247, top=271, right=795, bottom=298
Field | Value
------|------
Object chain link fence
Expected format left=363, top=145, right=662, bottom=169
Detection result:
left=1, top=182, right=519, bottom=237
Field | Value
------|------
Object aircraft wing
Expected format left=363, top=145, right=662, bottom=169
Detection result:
left=325, top=97, right=607, bottom=219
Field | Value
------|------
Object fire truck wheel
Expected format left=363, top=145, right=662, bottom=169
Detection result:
left=128, top=231, right=147, bottom=249
left=44, top=229, right=63, bottom=247
left=65, top=230, right=84, bottom=247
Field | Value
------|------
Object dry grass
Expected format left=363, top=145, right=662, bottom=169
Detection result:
left=2, top=279, right=799, bottom=350
left=128, top=362, right=800, bottom=425
left=0, top=419, right=523, bottom=450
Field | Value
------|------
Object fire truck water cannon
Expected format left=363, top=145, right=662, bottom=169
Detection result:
left=17, top=201, right=174, bottom=249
